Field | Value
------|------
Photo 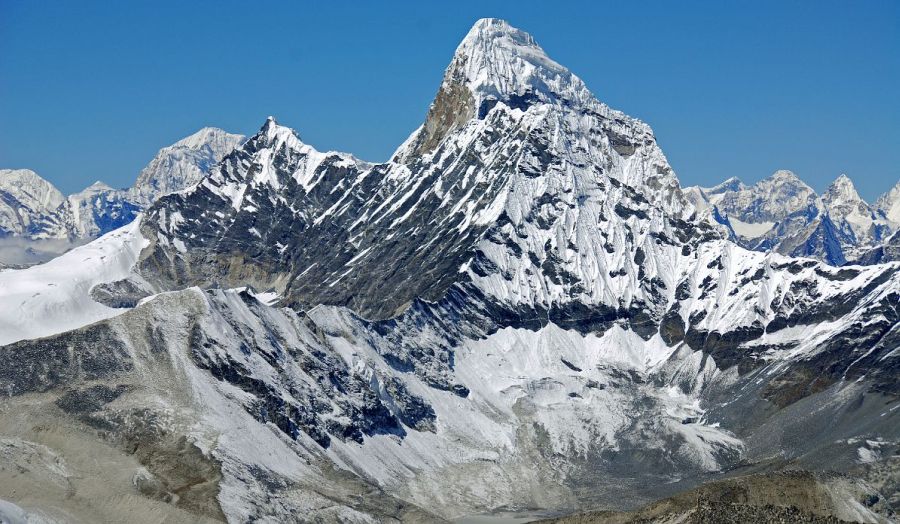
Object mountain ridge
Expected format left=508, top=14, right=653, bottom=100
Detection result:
left=0, top=18, right=897, bottom=523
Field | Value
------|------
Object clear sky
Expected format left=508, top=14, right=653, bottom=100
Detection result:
left=1, top=0, right=898, bottom=200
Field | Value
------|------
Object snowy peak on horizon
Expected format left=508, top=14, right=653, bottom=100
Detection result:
left=705, top=176, right=746, bottom=195
left=0, top=168, right=66, bottom=212
left=876, top=180, right=900, bottom=227
left=822, top=173, right=873, bottom=225
left=253, top=116, right=312, bottom=153
left=74, top=180, right=117, bottom=195
left=768, top=168, right=808, bottom=185
left=169, top=126, right=244, bottom=152
left=823, top=174, right=863, bottom=206
left=713, top=169, right=817, bottom=224
left=130, top=126, right=244, bottom=205
left=0, top=169, right=67, bottom=239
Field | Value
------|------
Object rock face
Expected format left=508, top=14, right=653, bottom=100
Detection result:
left=0, top=18, right=898, bottom=524
left=858, top=230, right=900, bottom=265
left=686, top=172, right=898, bottom=266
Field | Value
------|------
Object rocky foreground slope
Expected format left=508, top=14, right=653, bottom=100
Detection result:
left=0, top=19, right=897, bottom=523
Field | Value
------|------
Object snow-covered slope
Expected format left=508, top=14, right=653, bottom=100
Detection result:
left=877, top=180, right=900, bottom=227
left=0, top=18, right=897, bottom=523
left=0, top=219, right=148, bottom=345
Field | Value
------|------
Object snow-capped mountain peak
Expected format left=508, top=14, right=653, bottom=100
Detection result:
left=394, top=18, right=621, bottom=166
left=714, top=169, right=817, bottom=225
left=129, top=127, right=244, bottom=206
left=823, top=173, right=862, bottom=207
left=450, top=18, right=588, bottom=108
left=0, top=169, right=67, bottom=240
left=691, top=169, right=898, bottom=265
left=0, top=169, right=65, bottom=212
left=0, top=127, right=243, bottom=265
left=76, top=180, right=116, bottom=194
left=706, top=176, right=746, bottom=195
left=769, top=168, right=804, bottom=184
left=819, top=173, right=884, bottom=260
left=822, top=174, right=875, bottom=225
left=876, top=180, right=900, bottom=227
left=170, top=126, right=243, bottom=152
left=143, top=18, right=695, bottom=321
left=255, top=115, right=307, bottom=151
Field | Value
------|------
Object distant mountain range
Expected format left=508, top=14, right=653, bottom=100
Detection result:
left=4, top=133, right=899, bottom=274
left=685, top=171, right=900, bottom=265
left=0, top=128, right=243, bottom=264
left=5, top=137, right=897, bottom=269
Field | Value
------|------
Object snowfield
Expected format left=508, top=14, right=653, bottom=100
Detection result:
left=0, top=219, right=148, bottom=345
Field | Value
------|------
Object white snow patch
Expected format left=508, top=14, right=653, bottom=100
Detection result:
left=0, top=219, right=149, bottom=345
left=728, top=217, right=775, bottom=238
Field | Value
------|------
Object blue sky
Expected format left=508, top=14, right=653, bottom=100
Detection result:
left=1, top=1, right=898, bottom=200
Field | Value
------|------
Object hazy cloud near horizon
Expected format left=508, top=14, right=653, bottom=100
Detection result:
left=0, top=237, right=80, bottom=266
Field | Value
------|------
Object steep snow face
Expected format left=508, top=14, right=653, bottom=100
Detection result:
left=876, top=181, right=900, bottom=227
left=396, top=18, right=684, bottom=215
left=0, top=169, right=66, bottom=237
left=822, top=174, right=889, bottom=260
left=129, top=127, right=245, bottom=206
left=0, top=219, right=148, bottom=345
left=442, top=18, right=592, bottom=110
